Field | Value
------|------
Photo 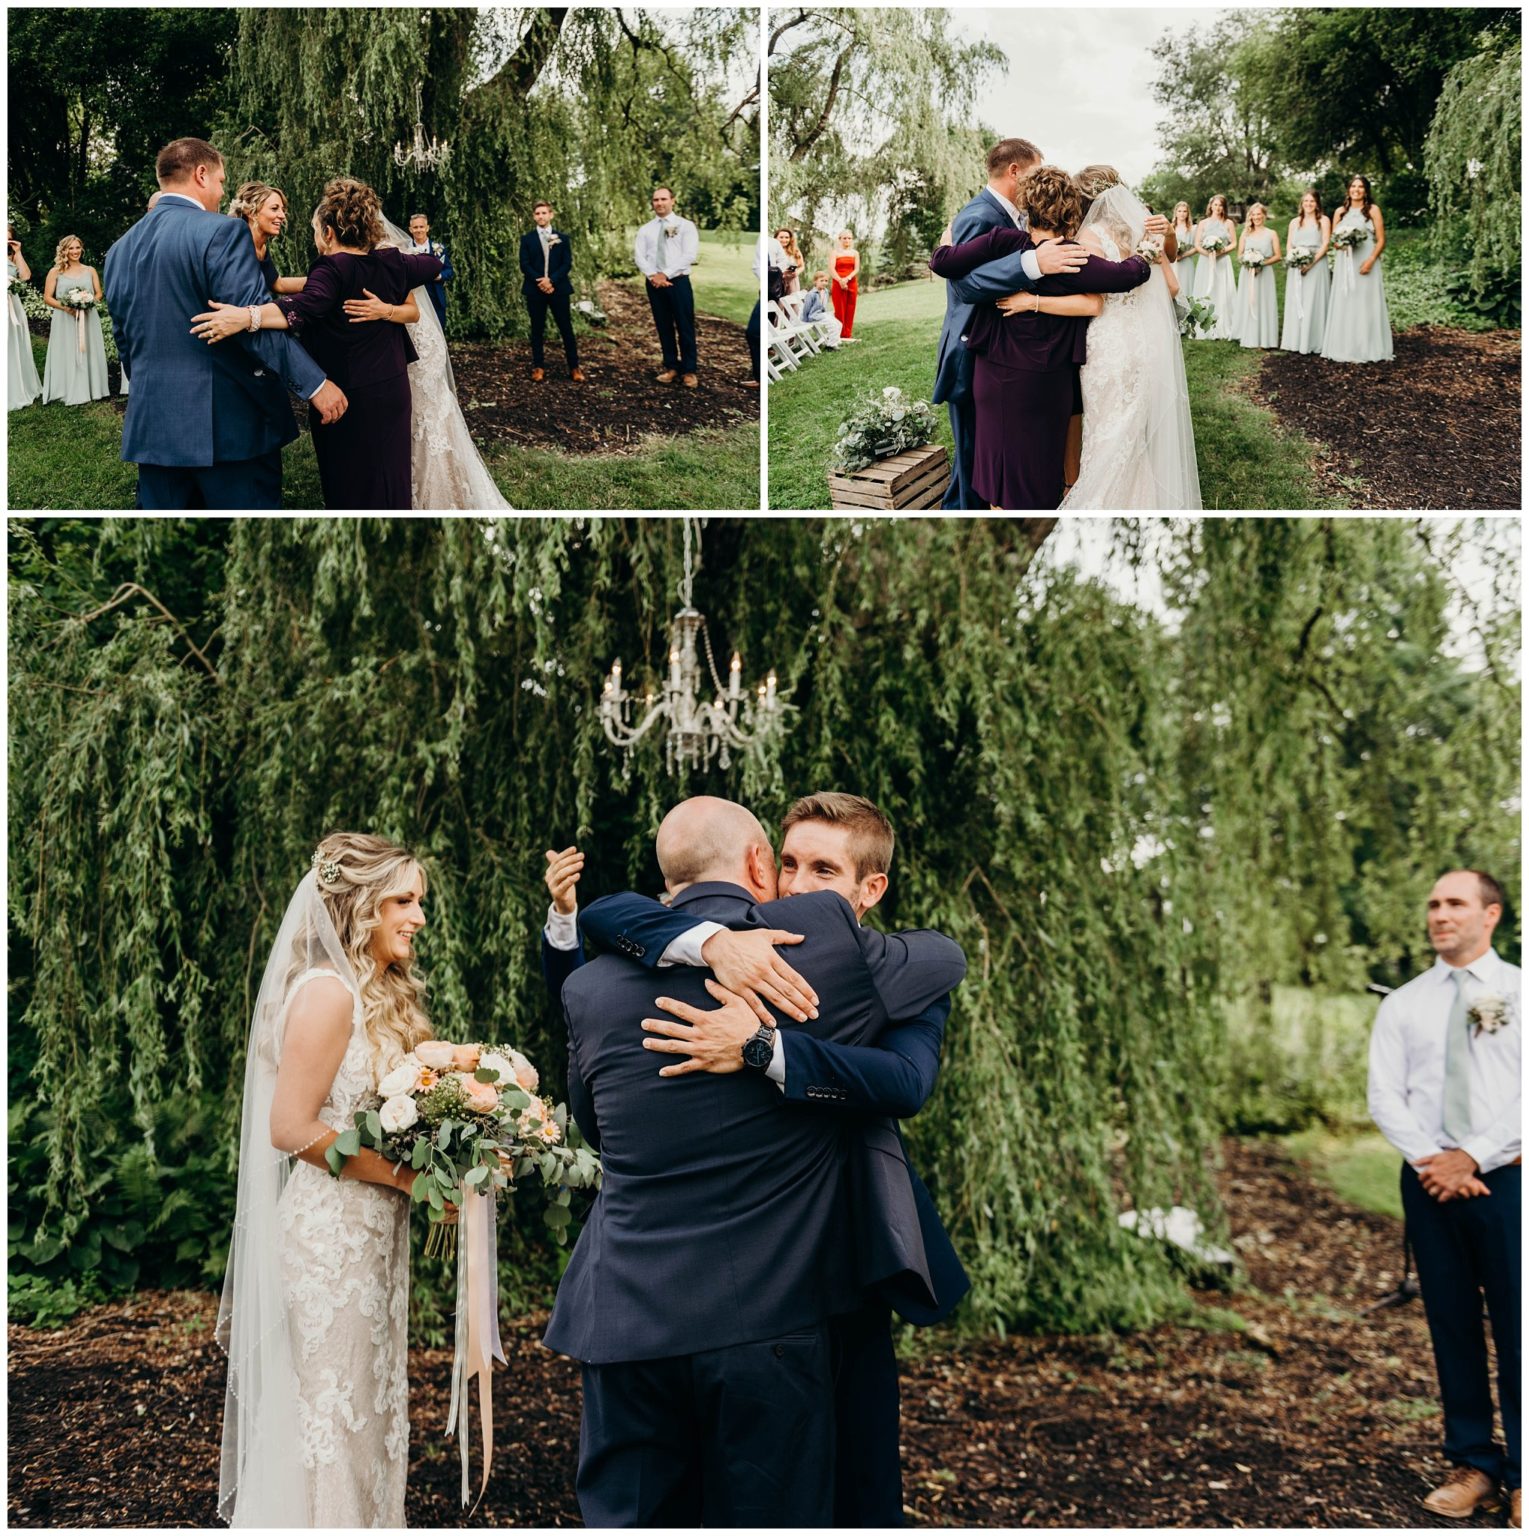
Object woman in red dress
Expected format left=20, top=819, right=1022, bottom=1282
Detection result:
left=831, top=229, right=860, bottom=340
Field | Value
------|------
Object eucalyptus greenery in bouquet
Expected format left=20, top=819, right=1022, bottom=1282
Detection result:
left=831, top=385, right=937, bottom=473
left=1179, top=295, right=1216, bottom=338
left=1330, top=224, right=1368, bottom=253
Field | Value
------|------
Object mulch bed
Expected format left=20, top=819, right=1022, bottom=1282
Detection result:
left=1249, top=326, right=1521, bottom=509
left=82, top=279, right=757, bottom=457
left=8, top=1139, right=1511, bottom=1528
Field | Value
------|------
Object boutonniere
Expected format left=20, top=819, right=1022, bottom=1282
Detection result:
left=1468, top=994, right=1513, bottom=1037
left=547, top=233, right=562, bottom=247
left=431, top=241, right=444, bottom=258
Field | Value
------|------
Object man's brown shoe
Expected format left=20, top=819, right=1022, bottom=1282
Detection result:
left=531, top=367, right=545, bottom=383
left=655, top=368, right=678, bottom=384
left=681, top=373, right=699, bottom=389
left=1510, top=1487, right=1520, bottom=1528
left=570, top=367, right=587, bottom=383
left=1422, top=1466, right=1495, bottom=1518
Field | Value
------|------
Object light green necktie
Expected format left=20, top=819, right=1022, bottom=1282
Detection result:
left=1442, top=969, right=1475, bottom=1143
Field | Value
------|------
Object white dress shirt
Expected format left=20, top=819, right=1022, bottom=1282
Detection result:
left=634, top=215, right=700, bottom=280
left=544, top=904, right=786, bottom=1083
left=983, top=186, right=1043, bottom=284
left=1368, top=946, right=1522, bottom=1172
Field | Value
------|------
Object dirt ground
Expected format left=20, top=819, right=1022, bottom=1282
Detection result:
left=89, top=278, right=757, bottom=457
left=8, top=1140, right=1513, bottom=1529
left=1250, top=326, right=1521, bottom=509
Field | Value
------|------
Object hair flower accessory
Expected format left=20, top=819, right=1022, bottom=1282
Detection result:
left=310, top=849, right=342, bottom=886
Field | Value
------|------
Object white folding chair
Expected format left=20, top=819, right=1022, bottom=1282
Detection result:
left=764, top=306, right=798, bottom=380
left=776, top=291, right=822, bottom=356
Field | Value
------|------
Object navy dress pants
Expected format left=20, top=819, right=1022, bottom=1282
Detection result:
left=746, top=300, right=761, bottom=381
left=577, top=1322, right=836, bottom=1527
left=526, top=287, right=579, bottom=370
left=831, top=1301, right=903, bottom=1525
left=645, top=274, right=698, bottom=374
left=136, top=448, right=282, bottom=510
left=1403, top=1161, right=1521, bottom=1488
left=941, top=391, right=980, bottom=509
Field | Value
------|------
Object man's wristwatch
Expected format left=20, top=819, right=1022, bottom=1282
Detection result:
left=742, top=1023, right=777, bottom=1072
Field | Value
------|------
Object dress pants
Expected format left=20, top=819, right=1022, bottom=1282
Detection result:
left=1402, top=1162, right=1521, bottom=1488
left=577, top=1322, right=836, bottom=1527
left=136, top=448, right=282, bottom=510
left=831, top=1301, right=903, bottom=1526
left=745, top=300, right=760, bottom=381
left=526, top=287, right=579, bottom=370
left=646, top=274, right=698, bottom=374
left=941, top=391, right=980, bottom=510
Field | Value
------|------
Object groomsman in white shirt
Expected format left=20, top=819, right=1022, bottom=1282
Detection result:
left=1368, top=869, right=1520, bottom=1524
left=634, top=187, right=700, bottom=388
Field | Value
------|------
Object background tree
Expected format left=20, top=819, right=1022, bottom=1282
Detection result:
left=768, top=8, right=1003, bottom=275
left=8, top=518, right=1519, bottom=1337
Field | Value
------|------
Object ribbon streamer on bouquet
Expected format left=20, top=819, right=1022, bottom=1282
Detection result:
left=1290, top=260, right=1306, bottom=330
left=9, top=295, right=24, bottom=330
left=1343, top=246, right=1357, bottom=294
left=1246, top=262, right=1258, bottom=316
left=76, top=304, right=86, bottom=354
left=446, top=1188, right=506, bottom=1511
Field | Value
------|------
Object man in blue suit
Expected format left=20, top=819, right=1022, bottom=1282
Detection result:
left=406, top=213, right=453, bottom=332
left=932, top=137, right=1091, bottom=510
left=103, top=136, right=347, bottom=510
left=518, top=200, right=584, bottom=383
left=543, top=793, right=967, bottom=1525
left=543, top=796, right=966, bottom=1526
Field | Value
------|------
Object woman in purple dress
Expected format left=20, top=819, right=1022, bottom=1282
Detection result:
left=191, top=178, right=441, bottom=510
left=928, top=165, right=1152, bottom=510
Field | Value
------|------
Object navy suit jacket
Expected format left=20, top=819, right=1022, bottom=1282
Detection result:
left=578, top=890, right=971, bottom=1324
left=519, top=229, right=574, bottom=297
left=103, top=199, right=325, bottom=467
left=410, top=240, right=452, bottom=329
left=931, top=187, right=1037, bottom=407
left=542, top=883, right=965, bottom=1365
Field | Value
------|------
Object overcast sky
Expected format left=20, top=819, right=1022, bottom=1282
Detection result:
left=954, top=6, right=1217, bottom=190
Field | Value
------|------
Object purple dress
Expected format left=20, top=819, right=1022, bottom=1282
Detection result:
left=275, top=246, right=442, bottom=510
left=929, top=228, right=1150, bottom=510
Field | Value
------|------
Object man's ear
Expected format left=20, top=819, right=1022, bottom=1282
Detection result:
left=857, top=873, right=889, bottom=916
left=745, top=841, right=774, bottom=898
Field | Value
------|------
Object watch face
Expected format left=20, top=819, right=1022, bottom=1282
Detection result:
left=743, top=1033, right=773, bottom=1069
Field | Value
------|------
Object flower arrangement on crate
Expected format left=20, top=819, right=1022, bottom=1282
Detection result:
left=831, top=386, right=937, bottom=473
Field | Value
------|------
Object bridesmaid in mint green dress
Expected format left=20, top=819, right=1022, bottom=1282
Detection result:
left=1171, top=200, right=1198, bottom=298
left=8, top=225, right=42, bottom=410
left=1321, top=175, right=1393, bottom=363
left=1280, top=190, right=1330, bottom=354
left=42, top=234, right=109, bottom=405
left=1191, top=195, right=1239, bottom=339
left=1236, top=204, right=1281, bottom=348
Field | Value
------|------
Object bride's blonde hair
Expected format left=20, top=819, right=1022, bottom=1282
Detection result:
left=311, top=831, right=433, bottom=1076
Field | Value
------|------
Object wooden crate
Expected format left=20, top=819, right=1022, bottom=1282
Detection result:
left=828, top=443, right=949, bottom=510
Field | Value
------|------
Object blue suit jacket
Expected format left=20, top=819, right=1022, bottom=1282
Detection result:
left=519, top=230, right=573, bottom=296
left=932, top=187, right=1037, bottom=407
left=103, top=199, right=325, bottom=467
left=542, top=883, right=965, bottom=1364
left=578, top=890, right=971, bottom=1325
left=414, top=240, right=452, bottom=329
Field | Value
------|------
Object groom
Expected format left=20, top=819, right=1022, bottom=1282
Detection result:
left=543, top=796, right=966, bottom=1525
left=103, top=136, right=347, bottom=510
left=518, top=200, right=584, bottom=382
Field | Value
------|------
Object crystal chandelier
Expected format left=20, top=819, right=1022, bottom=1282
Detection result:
left=393, top=83, right=451, bottom=173
left=600, top=519, right=786, bottom=773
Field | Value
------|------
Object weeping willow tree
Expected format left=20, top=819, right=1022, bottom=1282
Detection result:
left=223, top=7, right=758, bottom=339
left=8, top=518, right=1520, bottom=1333
left=767, top=8, right=1003, bottom=269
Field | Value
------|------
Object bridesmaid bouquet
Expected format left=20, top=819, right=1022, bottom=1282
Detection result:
left=1239, top=250, right=1268, bottom=272
left=331, top=1039, right=601, bottom=1257
left=1330, top=225, right=1367, bottom=253
left=1179, top=294, right=1216, bottom=338
left=61, top=290, right=97, bottom=310
left=1200, top=234, right=1231, bottom=257
left=1284, top=248, right=1317, bottom=271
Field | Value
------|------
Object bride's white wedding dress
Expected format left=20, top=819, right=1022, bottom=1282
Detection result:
left=218, top=876, right=411, bottom=1528
left=1064, top=184, right=1202, bottom=511
left=380, top=215, right=511, bottom=511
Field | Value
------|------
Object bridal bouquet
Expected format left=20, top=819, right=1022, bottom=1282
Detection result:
left=1179, top=294, right=1216, bottom=338
left=1330, top=224, right=1367, bottom=253
left=1200, top=234, right=1231, bottom=257
left=1134, top=235, right=1165, bottom=262
left=1284, top=248, right=1317, bottom=271
left=832, top=385, right=936, bottom=473
left=330, top=1039, right=601, bottom=1256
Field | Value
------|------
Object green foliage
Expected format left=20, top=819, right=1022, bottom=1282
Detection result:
left=224, top=8, right=757, bottom=342
left=1425, top=32, right=1522, bottom=326
left=8, top=517, right=1520, bottom=1337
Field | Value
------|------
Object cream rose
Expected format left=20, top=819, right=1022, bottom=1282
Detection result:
left=377, top=1061, right=422, bottom=1098
left=478, top=1050, right=513, bottom=1084
left=451, top=1043, right=482, bottom=1073
left=506, top=1047, right=540, bottom=1093
left=415, top=1040, right=457, bottom=1069
left=379, top=1094, right=419, bottom=1133
left=460, top=1076, right=500, bottom=1113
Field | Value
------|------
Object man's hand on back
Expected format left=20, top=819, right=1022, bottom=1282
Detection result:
left=544, top=846, right=584, bottom=915
left=643, top=979, right=771, bottom=1076
left=700, top=927, right=818, bottom=1024
left=1035, top=241, right=1088, bottom=276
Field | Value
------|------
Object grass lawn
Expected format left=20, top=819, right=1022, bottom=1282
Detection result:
left=1281, top=1127, right=1405, bottom=1221
left=766, top=276, right=1344, bottom=511
left=9, top=285, right=759, bottom=512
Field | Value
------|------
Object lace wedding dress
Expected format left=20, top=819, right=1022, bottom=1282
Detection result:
left=218, top=876, right=410, bottom=1528
left=1064, top=184, right=1202, bottom=511
left=379, top=215, right=511, bottom=511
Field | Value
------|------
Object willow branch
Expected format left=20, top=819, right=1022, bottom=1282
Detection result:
left=789, top=44, right=853, bottom=162
left=69, top=584, right=221, bottom=684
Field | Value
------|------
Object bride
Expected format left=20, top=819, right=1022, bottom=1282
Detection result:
left=217, top=833, right=438, bottom=1526
left=1064, top=166, right=1202, bottom=510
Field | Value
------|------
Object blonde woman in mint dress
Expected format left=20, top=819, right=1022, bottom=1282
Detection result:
left=42, top=234, right=109, bottom=404
left=1235, top=204, right=1280, bottom=349
left=1170, top=201, right=1198, bottom=298
left=1191, top=195, right=1238, bottom=339
left=1321, top=175, right=1393, bottom=363
left=1280, top=190, right=1330, bottom=354
left=8, top=224, right=42, bottom=409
